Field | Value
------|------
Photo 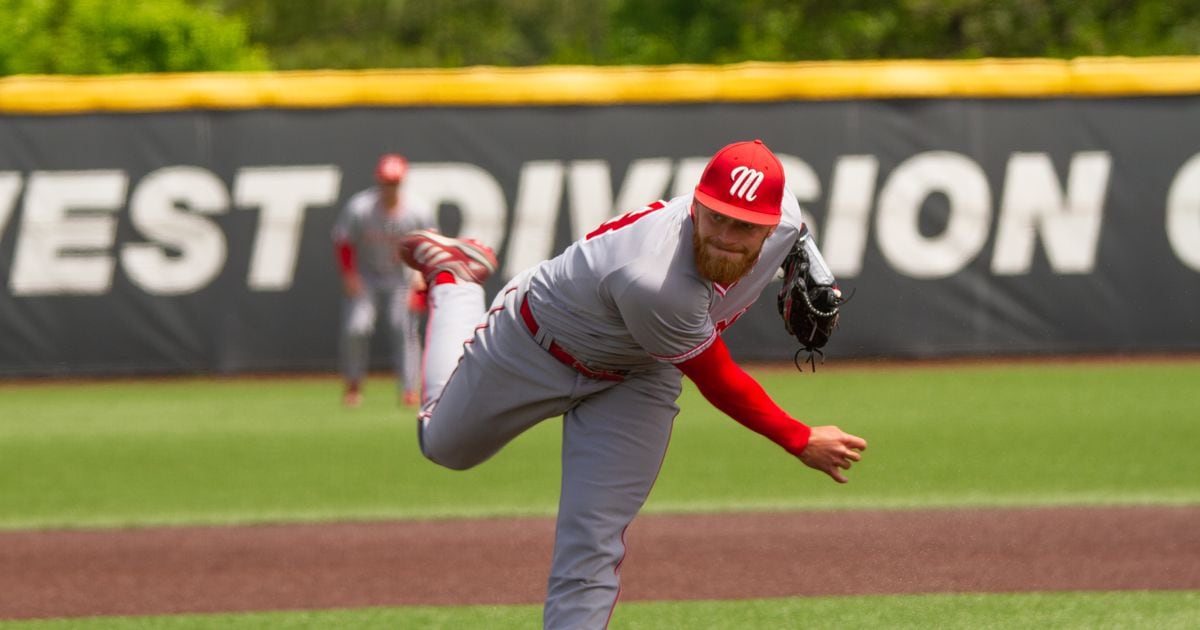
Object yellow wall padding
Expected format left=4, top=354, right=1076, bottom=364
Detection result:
left=2, top=57, right=1199, bottom=114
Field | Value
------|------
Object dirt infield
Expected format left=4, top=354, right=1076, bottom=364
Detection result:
left=3, top=506, right=1198, bottom=620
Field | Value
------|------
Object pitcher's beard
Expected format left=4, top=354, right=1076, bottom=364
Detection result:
left=693, top=232, right=759, bottom=285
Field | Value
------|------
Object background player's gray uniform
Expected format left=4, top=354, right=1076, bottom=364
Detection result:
left=332, top=188, right=435, bottom=395
left=418, top=191, right=806, bottom=628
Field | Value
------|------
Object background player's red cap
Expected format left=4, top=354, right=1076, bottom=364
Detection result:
left=693, top=139, right=784, bottom=226
left=375, top=153, right=408, bottom=184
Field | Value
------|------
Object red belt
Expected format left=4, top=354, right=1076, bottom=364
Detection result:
left=519, top=297, right=626, bottom=381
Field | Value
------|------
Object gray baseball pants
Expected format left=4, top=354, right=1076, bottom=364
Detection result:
left=417, top=278, right=680, bottom=630
left=340, top=278, right=422, bottom=395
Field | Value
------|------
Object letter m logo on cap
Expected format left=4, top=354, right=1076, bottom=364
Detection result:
left=729, top=166, right=765, bottom=202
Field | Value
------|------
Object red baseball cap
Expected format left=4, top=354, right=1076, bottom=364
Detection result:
left=693, top=139, right=784, bottom=226
left=375, top=154, right=408, bottom=184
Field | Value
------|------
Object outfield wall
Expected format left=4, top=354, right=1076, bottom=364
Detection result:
left=1, top=60, right=1199, bottom=375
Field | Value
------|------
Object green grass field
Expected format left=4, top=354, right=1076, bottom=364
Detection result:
left=2, top=360, right=1198, bottom=627
left=5, top=592, right=1200, bottom=629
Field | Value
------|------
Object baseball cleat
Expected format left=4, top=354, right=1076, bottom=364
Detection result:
left=343, top=382, right=362, bottom=408
left=398, top=230, right=498, bottom=284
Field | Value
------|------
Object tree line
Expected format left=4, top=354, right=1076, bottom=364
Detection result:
left=2, top=0, right=1198, bottom=76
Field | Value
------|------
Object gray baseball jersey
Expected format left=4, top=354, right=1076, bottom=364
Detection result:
left=524, top=191, right=804, bottom=372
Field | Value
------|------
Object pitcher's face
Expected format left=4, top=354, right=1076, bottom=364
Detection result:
left=691, top=202, right=774, bottom=285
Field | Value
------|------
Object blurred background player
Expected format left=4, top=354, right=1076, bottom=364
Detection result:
left=332, top=153, right=435, bottom=407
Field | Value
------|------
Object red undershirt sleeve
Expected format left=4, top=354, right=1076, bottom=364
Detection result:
left=335, top=241, right=357, bottom=275
left=676, top=335, right=811, bottom=456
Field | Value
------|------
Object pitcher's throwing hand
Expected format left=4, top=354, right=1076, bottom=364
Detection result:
left=799, top=425, right=868, bottom=483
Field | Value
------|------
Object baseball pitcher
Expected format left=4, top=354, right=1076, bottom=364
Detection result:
left=398, top=140, right=866, bottom=629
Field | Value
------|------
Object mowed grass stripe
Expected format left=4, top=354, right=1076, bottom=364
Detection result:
left=1, top=361, right=1197, bottom=530
left=2, top=591, right=1197, bottom=629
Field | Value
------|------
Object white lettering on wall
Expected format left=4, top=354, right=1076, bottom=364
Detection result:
left=405, top=163, right=507, bottom=255
left=567, top=160, right=617, bottom=242
left=613, top=158, right=674, bottom=218
left=777, top=154, right=821, bottom=233
left=506, top=158, right=679, bottom=279
left=569, top=158, right=679, bottom=241
left=504, top=161, right=564, bottom=277
left=10, top=170, right=127, bottom=295
left=1166, top=152, right=1200, bottom=272
left=820, top=155, right=878, bottom=276
left=121, top=166, right=230, bottom=295
left=4, top=150, right=1182, bottom=297
left=235, top=166, right=340, bottom=291
left=876, top=151, right=991, bottom=279
left=992, top=152, right=1111, bottom=275
left=0, top=173, right=21, bottom=240
left=671, top=158, right=709, bottom=198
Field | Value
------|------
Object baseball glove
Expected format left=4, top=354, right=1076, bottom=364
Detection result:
left=777, top=234, right=845, bottom=371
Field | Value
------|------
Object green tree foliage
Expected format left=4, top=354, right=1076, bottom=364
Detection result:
left=5, top=0, right=1199, bottom=75
left=0, top=0, right=268, bottom=75
left=210, top=0, right=610, bottom=69
left=217, top=0, right=1200, bottom=70
left=607, top=0, right=1200, bottom=62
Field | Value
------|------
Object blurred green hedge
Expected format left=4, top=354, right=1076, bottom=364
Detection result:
left=215, top=0, right=1200, bottom=70
left=3, top=0, right=1200, bottom=76
left=0, top=0, right=267, bottom=75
